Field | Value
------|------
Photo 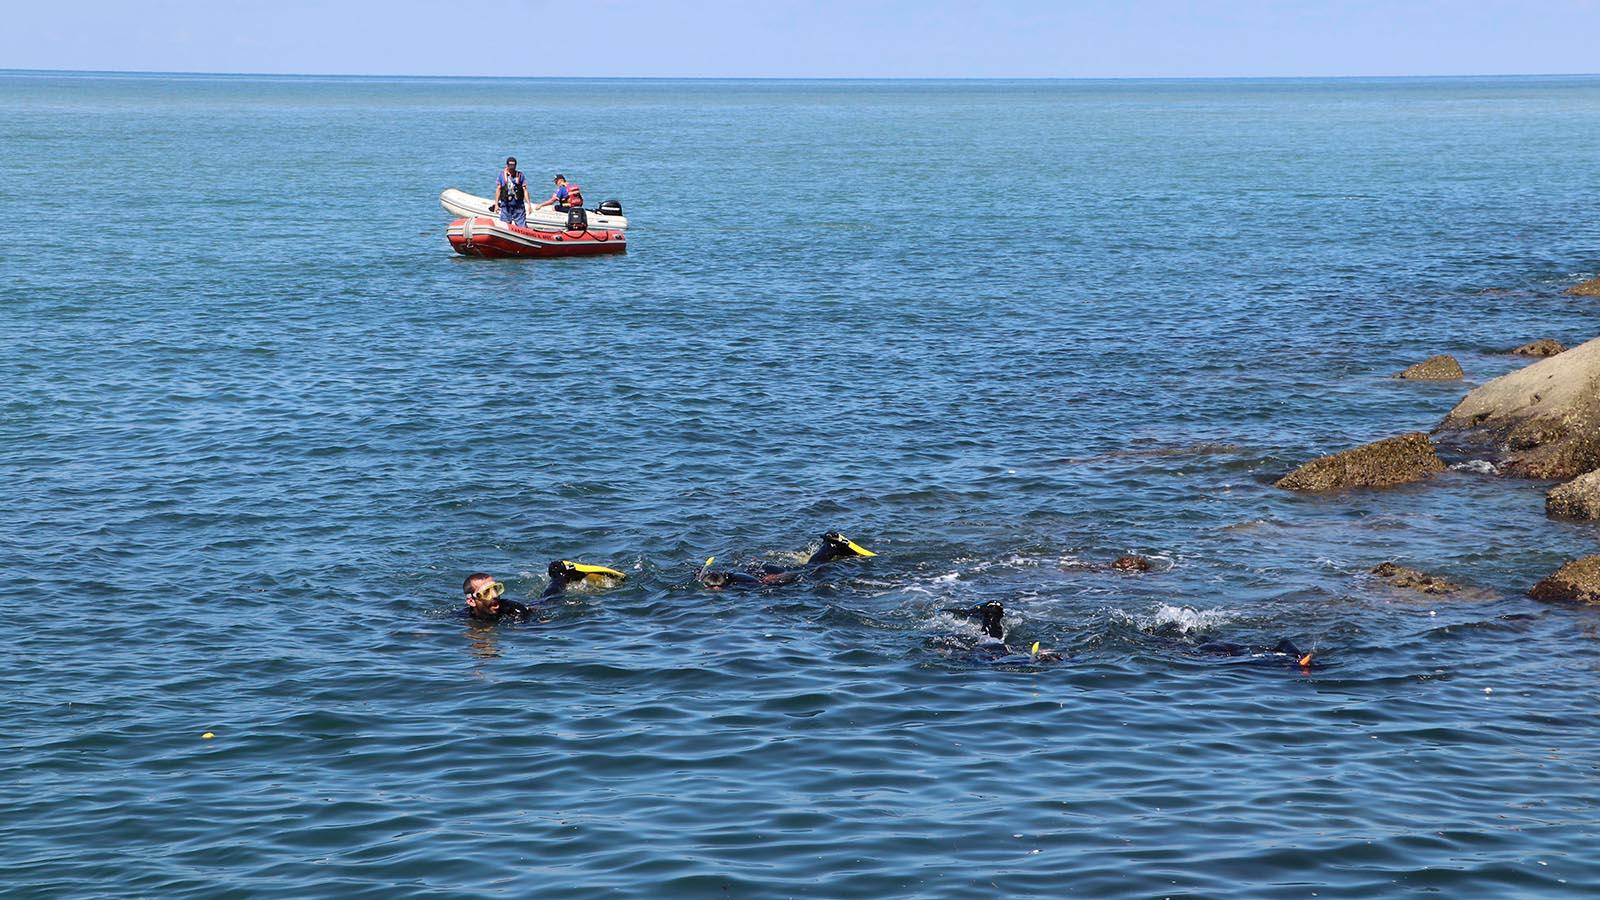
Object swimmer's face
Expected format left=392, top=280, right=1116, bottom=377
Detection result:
left=465, top=576, right=501, bottom=615
left=702, top=572, right=730, bottom=589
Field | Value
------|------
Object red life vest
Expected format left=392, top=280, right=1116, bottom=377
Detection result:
left=562, top=183, right=583, bottom=208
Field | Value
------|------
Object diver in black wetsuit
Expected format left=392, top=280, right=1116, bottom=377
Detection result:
left=542, top=559, right=627, bottom=598
left=942, top=601, right=1062, bottom=662
left=1194, top=637, right=1314, bottom=668
left=695, top=558, right=799, bottom=590
left=695, top=531, right=878, bottom=591
left=463, top=572, right=533, bottom=623
left=806, top=531, right=878, bottom=565
left=949, top=600, right=1007, bottom=640
left=463, top=562, right=625, bottom=623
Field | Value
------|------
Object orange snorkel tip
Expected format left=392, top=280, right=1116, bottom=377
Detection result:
left=1298, top=653, right=1314, bottom=668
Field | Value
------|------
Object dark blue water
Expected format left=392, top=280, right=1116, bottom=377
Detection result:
left=4, top=72, right=1600, bottom=897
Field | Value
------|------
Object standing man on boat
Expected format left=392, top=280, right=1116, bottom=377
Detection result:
left=488, top=157, right=528, bottom=227
left=534, top=174, right=582, bottom=212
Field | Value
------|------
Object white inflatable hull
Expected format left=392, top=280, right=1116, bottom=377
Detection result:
left=440, top=188, right=628, bottom=232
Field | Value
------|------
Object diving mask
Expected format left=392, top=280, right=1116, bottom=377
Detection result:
left=468, top=582, right=506, bottom=602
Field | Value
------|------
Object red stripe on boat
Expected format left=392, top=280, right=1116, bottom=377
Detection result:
left=447, top=217, right=627, bottom=258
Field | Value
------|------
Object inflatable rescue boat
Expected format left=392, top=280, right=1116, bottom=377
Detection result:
left=440, top=188, right=628, bottom=232
left=446, top=215, right=626, bottom=258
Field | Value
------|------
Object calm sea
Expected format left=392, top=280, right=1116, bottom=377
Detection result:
left=4, top=72, right=1600, bottom=897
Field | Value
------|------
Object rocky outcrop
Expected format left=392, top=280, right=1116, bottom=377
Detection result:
left=1370, top=562, right=1459, bottom=594
left=1530, top=556, right=1600, bottom=604
left=1395, top=355, right=1464, bottom=380
left=1434, top=335, right=1600, bottom=480
left=1110, top=554, right=1152, bottom=572
left=1567, top=276, right=1600, bottom=298
left=1275, top=432, right=1446, bottom=492
left=1512, top=339, right=1566, bottom=357
left=1547, top=469, right=1600, bottom=520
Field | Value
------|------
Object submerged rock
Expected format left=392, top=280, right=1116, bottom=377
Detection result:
left=1530, top=556, right=1600, bottom=604
left=1275, top=432, right=1446, bottom=492
left=1370, top=561, right=1459, bottom=594
left=1511, top=339, right=1566, bottom=357
left=1110, top=554, right=1152, bottom=572
left=1395, top=355, right=1465, bottom=380
left=1567, top=276, right=1600, bottom=298
left=1434, top=335, right=1600, bottom=480
left=1062, top=554, right=1159, bottom=574
left=1547, top=469, right=1600, bottom=520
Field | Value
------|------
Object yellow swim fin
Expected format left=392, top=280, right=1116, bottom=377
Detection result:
left=563, top=561, right=627, bottom=580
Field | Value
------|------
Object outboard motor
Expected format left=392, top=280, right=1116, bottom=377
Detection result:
left=566, top=207, right=588, bottom=231
left=597, top=199, right=623, bottom=217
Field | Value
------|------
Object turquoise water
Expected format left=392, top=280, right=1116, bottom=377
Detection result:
left=4, top=72, right=1600, bottom=896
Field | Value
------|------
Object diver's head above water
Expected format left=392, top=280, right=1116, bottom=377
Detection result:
left=463, top=571, right=506, bottom=619
left=809, top=531, right=877, bottom=564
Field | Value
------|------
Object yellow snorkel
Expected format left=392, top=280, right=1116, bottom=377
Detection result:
left=562, top=561, right=627, bottom=581
left=842, top=538, right=877, bottom=558
left=812, top=532, right=878, bottom=565
left=549, top=560, right=626, bottom=589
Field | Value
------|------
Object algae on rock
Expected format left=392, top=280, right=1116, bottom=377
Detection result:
left=1371, top=562, right=1459, bottom=595
left=1276, top=433, right=1446, bottom=492
left=1547, top=469, right=1600, bottom=521
left=1511, top=339, right=1566, bottom=357
left=1567, top=276, right=1600, bottom=298
left=1395, top=355, right=1464, bottom=380
left=1530, top=556, right=1600, bottom=604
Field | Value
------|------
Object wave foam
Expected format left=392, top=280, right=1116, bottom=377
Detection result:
left=1122, top=604, right=1239, bottom=635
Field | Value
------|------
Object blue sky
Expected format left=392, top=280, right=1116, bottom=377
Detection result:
left=6, top=0, right=1598, bottom=78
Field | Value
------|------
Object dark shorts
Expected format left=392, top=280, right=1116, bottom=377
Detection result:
left=498, top=204, right=527, bottom=227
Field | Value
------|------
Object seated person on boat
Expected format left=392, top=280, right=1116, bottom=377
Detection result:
left=535, top=174, right=583, bottom=212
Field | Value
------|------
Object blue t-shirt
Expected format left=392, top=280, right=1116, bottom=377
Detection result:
left=555, top=185, right=570, bottom=204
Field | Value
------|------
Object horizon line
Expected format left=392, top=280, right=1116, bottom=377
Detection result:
left=6, top=66, right=1600, bottom=82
